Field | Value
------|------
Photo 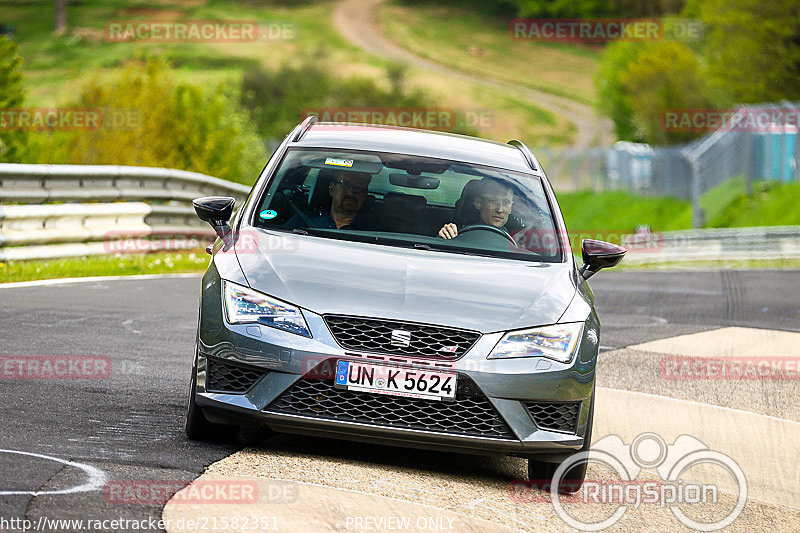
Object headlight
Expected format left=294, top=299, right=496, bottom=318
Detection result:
left=488, top=322, right=583, bottom=363
left=223, top=281, right=311, bottom=337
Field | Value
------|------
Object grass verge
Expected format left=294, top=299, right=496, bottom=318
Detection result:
left=0, top=250, right=208, bottom=284
left=558, top=179, right=800, bottom=234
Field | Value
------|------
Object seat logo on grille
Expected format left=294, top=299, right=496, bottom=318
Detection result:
left=390, top=329, right=412, bottom=347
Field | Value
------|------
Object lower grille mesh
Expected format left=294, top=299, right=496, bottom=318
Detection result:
left=265, top=376, right=514, bottom=439
left=524, top=401, right=581, bottom=433
left=206, top=357, right=266, bottom=393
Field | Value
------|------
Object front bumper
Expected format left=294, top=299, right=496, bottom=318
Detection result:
left=195, top=269, right=599, bottom=458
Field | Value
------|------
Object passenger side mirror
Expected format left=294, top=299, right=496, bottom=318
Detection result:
left=193, top=196, right=235, bottom=241
left=579, top=239, right=626, bottom=281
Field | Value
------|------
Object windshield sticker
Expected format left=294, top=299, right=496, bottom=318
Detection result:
left=259, top=209, right=278, bottom=220
left=324, top=157, right=354, bottom=168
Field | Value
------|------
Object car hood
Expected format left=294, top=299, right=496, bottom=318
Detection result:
left=235, top=231, right=577, bottom=333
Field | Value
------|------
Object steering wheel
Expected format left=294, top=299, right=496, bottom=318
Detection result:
left=280, top=187, right=316, bottom=227
left=458, top=224, right=517, bottom=246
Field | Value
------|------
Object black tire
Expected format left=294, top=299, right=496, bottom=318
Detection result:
left=185, top=364, right=230, bottom=441
left=237, top=424, right=275, bottom=446
left=528, top=388, right=595, bottom=494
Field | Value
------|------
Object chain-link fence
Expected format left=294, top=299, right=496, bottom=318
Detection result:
left=541, top=102, right=799, bottom=227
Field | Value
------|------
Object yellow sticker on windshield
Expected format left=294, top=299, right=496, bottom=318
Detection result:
left=324, top=157, right=354, bottom=167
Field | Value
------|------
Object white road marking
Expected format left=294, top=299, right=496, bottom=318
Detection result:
left=0, top=273, right=201, bottom=290
left=629, top=326, right=800, bottom=358
left=0, top=449, right=108, bottom=496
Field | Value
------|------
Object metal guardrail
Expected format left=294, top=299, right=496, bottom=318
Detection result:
left=1, top=164, right=797, bottom=264
left=623, top=226, right=800, bottom=264
left=0, top=164, right=250, bottom=261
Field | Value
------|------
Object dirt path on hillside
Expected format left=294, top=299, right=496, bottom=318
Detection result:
left=332, top=0, right=613, bottom=149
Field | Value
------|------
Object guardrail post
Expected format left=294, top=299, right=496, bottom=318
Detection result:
left=690, top=157, right=704, bottom=229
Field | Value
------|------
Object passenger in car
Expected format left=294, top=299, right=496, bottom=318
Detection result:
left=438, top=178, right=514, bottom=239
left=285, top=170, right=373, bottom=230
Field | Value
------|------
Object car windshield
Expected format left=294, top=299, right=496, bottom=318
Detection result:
left=253, top=148, right=565, bottom=262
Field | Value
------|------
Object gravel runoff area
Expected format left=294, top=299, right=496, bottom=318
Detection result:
left=170, top=330, right=800, bottom=531
left=177, top=434, right=799, bottom=532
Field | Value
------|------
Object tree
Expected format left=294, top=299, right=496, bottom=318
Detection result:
left=618, top=41, right=713, bottom=145
left=0, top=36, right=27, bottom=162
left=594, top=41, right=646, bottom=142
left=54, top=0, right=68, bottom=35
left=49, top=58, right=264, bottom=184
left=684, top=0, right=800, bottom=104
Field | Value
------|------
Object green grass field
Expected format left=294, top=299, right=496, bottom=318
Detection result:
left=556, top=179, right=800, bottom=234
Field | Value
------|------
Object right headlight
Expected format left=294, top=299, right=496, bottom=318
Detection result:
left=488, top=322, right=583, bottom=363
left=223, top=281, right=311, bottom=337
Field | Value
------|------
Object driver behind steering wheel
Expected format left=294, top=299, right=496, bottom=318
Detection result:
left=438, top=178, right=514, bottom=239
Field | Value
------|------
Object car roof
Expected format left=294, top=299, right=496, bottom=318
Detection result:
left=293, top=122, right=539, bottom=174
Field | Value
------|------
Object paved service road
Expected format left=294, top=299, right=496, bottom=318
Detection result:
left=0, top=270, right=798, bottom=531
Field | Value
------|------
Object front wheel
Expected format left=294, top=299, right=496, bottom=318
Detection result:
left=528, top=389, right=594, bottom=493
left=185, top=363, right=230, bottom=441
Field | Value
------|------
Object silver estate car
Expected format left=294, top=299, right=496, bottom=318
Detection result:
left=186, top=117, right=625, bottom=491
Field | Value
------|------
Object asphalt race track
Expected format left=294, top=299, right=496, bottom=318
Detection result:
left=1, top=270, right=799, bottom=532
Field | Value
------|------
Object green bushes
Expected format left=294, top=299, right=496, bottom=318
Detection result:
left=240, top=57, right=477, bottom=140
left=599, top=40, right=713, bottom=145
left=595, top=0, right=800, bottom=146
left=29, top=58, right=266, bottom=184
left=0, top=36, right=27, bottom=163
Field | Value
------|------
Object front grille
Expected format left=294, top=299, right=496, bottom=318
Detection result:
left=265, top=376, right=514, bottom=439
left=206, top=357, right=266, bottom=393
left=324, top=315, right=480, bottom=359
left=524, top=402, right=581, bottom=433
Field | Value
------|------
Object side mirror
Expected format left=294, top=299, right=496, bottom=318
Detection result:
left=193, top=196, right=235, bottom=241
left=579, top=239, right=626, bottom=281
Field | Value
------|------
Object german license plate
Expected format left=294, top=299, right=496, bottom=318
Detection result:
left=334, top=360, right=457, bottom=401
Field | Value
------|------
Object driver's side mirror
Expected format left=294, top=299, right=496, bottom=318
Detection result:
left=193, top=196, right=235, bottom=242
left=579, top=239, right=626, bottom=281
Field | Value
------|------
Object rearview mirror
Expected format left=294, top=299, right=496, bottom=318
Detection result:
left=388, top=173, right=440, bottom=189
left=579, top=239, right=626, bottom=281
left=193, top=196, right=235, bottom=242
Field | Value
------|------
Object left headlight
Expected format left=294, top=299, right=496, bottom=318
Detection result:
left=488, top=322, right=583, bottom=363
left=223, top=281, right=311, bottom=337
